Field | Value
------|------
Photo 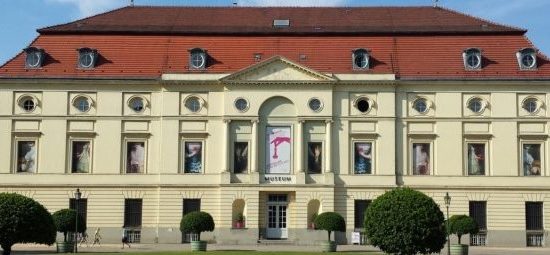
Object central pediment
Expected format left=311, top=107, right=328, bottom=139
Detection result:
left=220, top=56, right=336, bottom=84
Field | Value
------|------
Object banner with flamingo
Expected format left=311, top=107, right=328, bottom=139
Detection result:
left=266, top=126, right=292, bottom=174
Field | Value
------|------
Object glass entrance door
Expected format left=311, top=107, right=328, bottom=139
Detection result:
left=266, top=194, right=288, bottom=239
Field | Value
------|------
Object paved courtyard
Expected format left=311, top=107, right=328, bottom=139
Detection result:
left=9, top=243, right=550, bottom=254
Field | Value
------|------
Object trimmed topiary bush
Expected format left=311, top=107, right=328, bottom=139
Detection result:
left=448, top=215, right=479, bottom=244
left=52, top=209, right=86, bottom=242
left=180, top=211, right=215, bottom=241
left=0, top=193, right=56, bottom=255
left=314, top=212, right=346, bottom=242
left=364, top=187, right=446, bottom=255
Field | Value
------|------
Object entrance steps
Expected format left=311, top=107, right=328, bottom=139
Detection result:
left=257, top=239, right=294, bottom=245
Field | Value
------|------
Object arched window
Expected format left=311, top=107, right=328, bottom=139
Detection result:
left=352, top=49, right=370, bottom=70
left=463, top=48, right=482, bottom=70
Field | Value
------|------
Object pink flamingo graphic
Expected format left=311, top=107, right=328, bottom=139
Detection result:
left=270, top=136, right=291, bottom=159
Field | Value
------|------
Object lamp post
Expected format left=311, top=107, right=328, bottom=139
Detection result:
left=74, top=188, right=82, bottom=253
left=444, top=192, right=452, bottom=255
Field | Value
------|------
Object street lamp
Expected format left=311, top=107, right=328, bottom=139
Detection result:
left=444, top=192, right=451, bottom=255
left=74, top=188, right=82, bottom=253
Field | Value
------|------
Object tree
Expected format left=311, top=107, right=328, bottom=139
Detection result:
left=0, top=193, right=56, bottom=255
left=314, top=212, right=346, bottom=242
left=364, top=187, right=446, bottom=255
left=180, top=211, right=215, bottom=241
left=448, top=215, right=479, bottom=244
left=52, top=209, right=86, bottom=242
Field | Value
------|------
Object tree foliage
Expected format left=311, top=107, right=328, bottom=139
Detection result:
left=448, top=215, right=479, bottom=244
left=180, top=211, right=215, bottom=241
left=314, top=212, right=346, bottom=242
left=0, top=193, right=56, bottom=255
left=364, top=187, right=446, bottom=255
left=52, top=209, right=86, bottom=242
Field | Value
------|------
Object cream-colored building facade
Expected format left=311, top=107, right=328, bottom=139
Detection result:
left=1, top=56, right=549, bottom=246
left=1, top=5, right=550, bottom=248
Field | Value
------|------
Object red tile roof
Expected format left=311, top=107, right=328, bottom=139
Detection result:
left=38, top=6, right=525, bottom=35
left=1, top=6, right=549, bottom=80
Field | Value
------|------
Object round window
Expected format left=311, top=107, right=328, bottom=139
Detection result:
left=185, top=97, right=202, bottom=113
left=466, top=52, right=481, bottom=69
left=413, top=98, right=428, bottom=113
left=21, top=98, right=36, bottom=112
left=79, top=52, right=94, bottom=68
left=354, top=52, right=369, bottom=69
left=129, top=97, right=145, bottom=113
left=523, top=98, right=539, bottom=114
left=190, top=52, right=205, bottom=69
left=25, top=51, right=41, bottom=68
left=356, top=98, right=370, bottom=113
left=521, top=54, right=536, bottom=69
left=468, top=98, right=484, bottom=113
left=308, top=98, right=323, bottom=112
left=234, top=98, right=249, bottom=112
left=73, top=96, right=91, bottom=112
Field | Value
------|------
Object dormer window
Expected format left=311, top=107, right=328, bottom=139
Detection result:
left=23, top=47, right=45, bottom=68
left=189, top=48, right=207, bottom=69
left=77, top=48, right=98, bottom=69
left=517, top=48, right=537, bottom=70
left=352, top=49, right=370, bottom=70
left=463, top=48, right=482, bottom=70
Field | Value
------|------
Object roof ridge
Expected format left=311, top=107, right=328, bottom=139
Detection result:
left=37, top=6, right=131, bottom=33
left=435, top=6, right=526, bottom=34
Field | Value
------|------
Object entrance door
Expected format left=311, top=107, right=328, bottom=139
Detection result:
left=182, top=199, right=201, bottom=243
left=266, top=194, right=288, bottom=239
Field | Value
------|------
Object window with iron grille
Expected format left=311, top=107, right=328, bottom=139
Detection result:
left=526, top=202, right=544, bottom=247
left=69, top=198, right=88, bottom=228
left=354, top=200, right=371, bottom=229
left=469, top=201, right=487, bottom=246
left=124, top=199, right=142, bottom=228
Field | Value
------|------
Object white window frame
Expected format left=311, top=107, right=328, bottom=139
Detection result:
left=13, top=137, right=39, bottom=174
left=464, top=141, right=489, bottom=176
left=353, top=96, right=375, bottom=115
left=181, top=139, right=205, bottom=174
left=232, top=140, right=250, bottom=174
left=306, top=140, right=324, bottom=174
left=520, top=141, right=544, bottom=177
left=351, top=139, right=375, bottom=175
left=123, top=138, right=148, bottom=174
left=68, top=138, right=93, bottom=174
left=409, top=140, right=434, bottom=176
left=183, top=95, right=204, bottom=113
left=466, top=96, right=488, bottom=115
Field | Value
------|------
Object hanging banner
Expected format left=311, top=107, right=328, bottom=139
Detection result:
left=265, top=126, right=292, bottom=174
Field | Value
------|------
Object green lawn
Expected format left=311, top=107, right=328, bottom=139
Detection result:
left=79, top=252, right=383, bottom=255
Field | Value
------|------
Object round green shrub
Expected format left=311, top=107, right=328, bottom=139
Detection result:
left=52, top=209, right=86, bottom=242
left=0, top=193, right=56, bottom=255
left=313, top=212, right=346, bottom=242
left=364, top=187, right=446, bottom=255
left=448, top=215, right=479, bottom=244
left=180, top=211, right=215, bottom=241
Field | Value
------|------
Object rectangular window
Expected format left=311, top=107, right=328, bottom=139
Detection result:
left=467, top=143, right=486, bottom=175
left=307, top=142, right=322, bottom=174
left=69, top=198, right=88, bottom=228
left=522, top=143, right=542, bottom=176
left=183, top=141, right=203, bottom=173
left=70, top=140, right=92, bottom=173
left=233, top=142, right=248, bottom=174
left=125, top=141, right=146, bottom=173
left=15, top=140, right=37, bottom=173
left=526, top=202, right=544, bottom=247
left=354, top=200, right=371, bottom=229
left=412, top=143, right=431, bottom=175
left=469, top=201, right=487, bottom=246
left=124, top=199, right=142, bottom=228
left=353, top=142, right=373, bottom=174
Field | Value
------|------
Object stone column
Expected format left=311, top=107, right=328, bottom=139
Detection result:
left=325, top=119, right=333, bottom=173
left=222, top=119, right=231, bottom=173
left=296, top=120, right=305, bottom=173
left=251, top=119, right=259, bottom=173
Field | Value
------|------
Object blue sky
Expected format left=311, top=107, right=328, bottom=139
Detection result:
left=1, top=0, right=549, bottom=65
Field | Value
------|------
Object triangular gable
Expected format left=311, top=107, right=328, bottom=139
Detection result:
left=220, top=56, right=336, bottom=84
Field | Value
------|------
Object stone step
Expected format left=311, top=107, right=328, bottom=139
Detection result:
left=257, top=239, right=294, bottom=245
